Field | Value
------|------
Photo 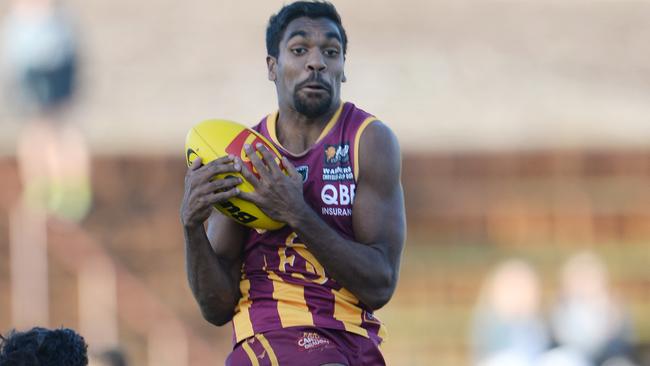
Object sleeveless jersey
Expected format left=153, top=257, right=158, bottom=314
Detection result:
left=231, top=101, right=387, bottom=345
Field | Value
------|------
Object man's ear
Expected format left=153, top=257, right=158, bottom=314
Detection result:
left=267, top=56, right=277, bottom=81
left=342, top=73, right=347, bottom=83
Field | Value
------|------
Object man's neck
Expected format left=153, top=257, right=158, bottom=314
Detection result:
left=275, top=100, right=341, bottom=154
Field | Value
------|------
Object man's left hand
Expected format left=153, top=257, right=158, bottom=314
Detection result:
left=237, top=143, right=306, bottom=224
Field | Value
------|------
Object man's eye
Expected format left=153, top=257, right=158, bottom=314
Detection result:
left=292, top=48, right=307, bottom=55
left=324, top=49, right=340, bottom=57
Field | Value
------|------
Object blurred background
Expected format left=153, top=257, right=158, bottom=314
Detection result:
left=0, top=0, right=649, bottom=365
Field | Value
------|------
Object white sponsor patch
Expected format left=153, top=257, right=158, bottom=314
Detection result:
left=297, top=332, right=331, bottom=350
left=321, top=207, right=353, bottom=216
left=322, top=166, right=354, bottom=181
left=320, top=183, right=356, bottom=206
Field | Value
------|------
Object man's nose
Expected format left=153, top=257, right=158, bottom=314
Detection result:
left=306, top=51, right=326, bottom=72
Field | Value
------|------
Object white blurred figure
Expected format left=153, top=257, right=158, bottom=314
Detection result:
left=537, top=346, right=591, bottom=366
left=549, top=251, right=637, bottom=366
left=601, top=357, right=638, bottom=366
left=477, top=349, right=532, bottom=366
left=2, top=0, right=91, bottom=222
left=2, top=0, right=91, bottom=331
left=3, top=0, right=77, bottom=110
left=471, top=259, right=550, bottom=366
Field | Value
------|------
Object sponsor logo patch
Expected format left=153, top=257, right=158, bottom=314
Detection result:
left=322, top=166, right=353, bottom=182
left=296, top=165, right=309, bottom=183
left=321, top=183, right=356, bottom=206
left=297, top=332, right=331, bottom=351
left=324, top=143, right=350, bottom=165
left=321, top=207, right=352, bottom=216
left=186, top=148, right=199, bottom=166
left=218, top=200, right=258, bottom=224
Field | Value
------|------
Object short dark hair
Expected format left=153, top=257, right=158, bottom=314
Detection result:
left=266, top=1, right=348, bottom=58
left=0, top=327, right=88, bottom=366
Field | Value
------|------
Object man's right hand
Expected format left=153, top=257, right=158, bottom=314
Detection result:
left=181, top=155, right=242, bottom=228
left=181, top=156, right=247, bottom=326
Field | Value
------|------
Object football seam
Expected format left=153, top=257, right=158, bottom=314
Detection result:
left=192, top=126, right=223, bottom=160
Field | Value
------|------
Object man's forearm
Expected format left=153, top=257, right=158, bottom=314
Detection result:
left=184, top=225, right=241, bottom=325
left=287, top=205, right=395, bottom=310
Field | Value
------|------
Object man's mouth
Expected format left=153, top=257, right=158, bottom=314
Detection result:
left=300, top=81, right=330, bottom=93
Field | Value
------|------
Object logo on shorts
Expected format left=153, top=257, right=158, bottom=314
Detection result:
left=297, top=332, right=331, bottom=351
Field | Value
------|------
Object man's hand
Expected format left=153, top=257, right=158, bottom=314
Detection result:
left=237, top=143, right=306, bottom=224
left=181, top=155, right=247, bottom=326
left=181, top=155, right=242, bottom=228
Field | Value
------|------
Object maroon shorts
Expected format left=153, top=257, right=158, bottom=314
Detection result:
left=225, top=326, right=385, bottom=366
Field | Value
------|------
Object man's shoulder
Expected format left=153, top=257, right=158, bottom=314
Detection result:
left=342, top=102, right=396, bottom=146
left=360, top=120, right=399, bottom=151
left=343, top=103, right=396, bottom=140
left=344, top=101, right=375, bottom=121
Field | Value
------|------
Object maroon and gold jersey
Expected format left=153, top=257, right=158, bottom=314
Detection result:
left=231, top=102, right=387, bottom=345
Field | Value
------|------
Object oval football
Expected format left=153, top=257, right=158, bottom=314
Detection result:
left=185, top=119, right=286, bottom=230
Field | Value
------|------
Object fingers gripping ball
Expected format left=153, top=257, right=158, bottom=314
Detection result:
left=185, top=119, right=286, bottom=230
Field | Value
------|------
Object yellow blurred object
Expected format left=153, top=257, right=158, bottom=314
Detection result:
left=185, top=119, right=286, bottom=231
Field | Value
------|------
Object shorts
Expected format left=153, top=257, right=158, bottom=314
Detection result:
left=225, top=326, right=385, bottom=366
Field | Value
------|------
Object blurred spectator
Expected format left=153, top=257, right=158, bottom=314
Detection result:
left=548, top=251, right=637, bottom=366
left=0, top=326, right=88, bottom=365
left=631, top=343, right=650, bottom=366
left=2, top=0, right=77, bottom=115
left=536, top=346, right=591, bottom=366
left=91, top=348, right=129, bottom=366
left=471, top=259, right=550, bottom=366
left=2, top=0, right=91, bottom=222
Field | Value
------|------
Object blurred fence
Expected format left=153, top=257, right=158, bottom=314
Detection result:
left=405, top=150, right=650, bottom=246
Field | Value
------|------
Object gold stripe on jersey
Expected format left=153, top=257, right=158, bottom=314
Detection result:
left=233, top=278, right=254, bottom=341
left=241, top=339, right=259, bottom=366
left=379, top=323, right=388, bottom=343
left=353, top=116, right=378, bottom=183
left=266, top=112, right=281, bottom=150
left=266, top=102, right=345, bottom=153
left=268, top=270, right=315, bottom=328
left=292, top=246, right=328, bottom=285
left=284, top=231, right=305, bottom=248
left=332, top=287, right=368, bottom=337
left=278, top=247, right=296, bottom=272
left=255, top=334, right=279, bottom=366
left=281, top=232, right=327, bottom=284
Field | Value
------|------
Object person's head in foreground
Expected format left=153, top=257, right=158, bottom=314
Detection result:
left=0, top=327, right=88, bottom=366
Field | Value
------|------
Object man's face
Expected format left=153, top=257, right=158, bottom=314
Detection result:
left=268, top=17, right=345, bottom=118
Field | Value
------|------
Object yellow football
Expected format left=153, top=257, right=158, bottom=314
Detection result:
left=185, top=119, right=286, bottom=231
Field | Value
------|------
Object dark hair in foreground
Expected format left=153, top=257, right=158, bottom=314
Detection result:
left=266, top=1, right=348, bottom=58
left=0, top=327, right=88, bottom=366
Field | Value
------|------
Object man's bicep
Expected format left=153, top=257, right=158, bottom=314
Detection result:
left=353, top=180, right=405, bottom=249
left=205, top=210, right=247, bottom=259
left=352, top=122, right=406, bottom=254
